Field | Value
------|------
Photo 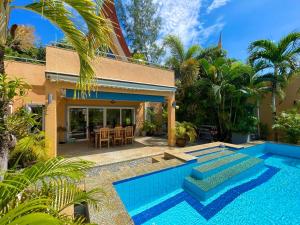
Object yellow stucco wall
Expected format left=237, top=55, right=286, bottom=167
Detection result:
left=260, top=75, right=300, bottom=139
left=4, top=60, right=46, bottom=109
left=46, top=46, right=175, bottom=88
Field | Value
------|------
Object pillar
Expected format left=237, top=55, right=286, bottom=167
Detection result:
left=45, top=81, right=57, bottom=157
left=167, top=93, right=176, bottom=147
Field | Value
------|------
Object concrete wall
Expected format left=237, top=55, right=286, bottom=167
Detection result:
left=46, top=46, right=175, bottom=88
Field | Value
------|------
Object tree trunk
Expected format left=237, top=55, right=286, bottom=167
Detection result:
left=0, top=44, right=4, bottom=74
left=0, top=44, right=10, bottom=172
left=271, top=83, right=278, bottom=141
left=256, top=100, right=261, bottom=138
left=0, top=100, right=11, bottom=173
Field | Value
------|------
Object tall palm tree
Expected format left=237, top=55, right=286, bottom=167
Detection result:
left=0, top=157, right=103, bottom=224
left=164, top=35, right=200, bottom=87
left=0, top=0, right=112, bottom=171
left=248, top=32, right=300, bottom=139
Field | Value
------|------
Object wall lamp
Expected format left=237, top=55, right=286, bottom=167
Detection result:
left=47, top=93, right=53, bottom=104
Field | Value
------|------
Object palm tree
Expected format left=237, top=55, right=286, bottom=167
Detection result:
left=0, top=0, right=112, bottom=171
left=248, top=32, right=300, bottom=139
left=0, top=157, right=102, bottom=224
left=164, top=35, right=200, bottom=87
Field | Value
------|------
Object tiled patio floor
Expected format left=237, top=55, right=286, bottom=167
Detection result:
left=58, top=136, right=172, bottom=166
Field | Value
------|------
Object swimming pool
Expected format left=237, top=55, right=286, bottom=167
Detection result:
left=114, top=142, right=300, bottom=225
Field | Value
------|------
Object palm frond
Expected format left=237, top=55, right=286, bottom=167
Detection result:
left=0, top=158, right=94, bottom=209
left=248, top=39, right=277, bottom=53
left=0, top=198, right=58, bottom=225
left=164, top=35, right=185, bottom=62
left=15, top=0, right=111, bottom=91
left=45, top=180, right=104, bottom=212
left=185, top=45, right=201, bottom=60
left=278, top=32, right=300, bottom=55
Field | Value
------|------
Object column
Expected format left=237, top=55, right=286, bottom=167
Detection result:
left=167, top=92, right=176, bottom=147
left=45, top=81, right=57, bottom=157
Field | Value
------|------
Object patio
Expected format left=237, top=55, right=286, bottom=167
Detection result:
left=58, top=136, right=170, bottom=166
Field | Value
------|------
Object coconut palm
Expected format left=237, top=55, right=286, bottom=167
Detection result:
left=248, top=32, right=300, bottom=139
left=0, top=157, right=102, bottom=224
left=0, top=0, right=112, bottom=171
left=164, top=35, right=200, bottom=87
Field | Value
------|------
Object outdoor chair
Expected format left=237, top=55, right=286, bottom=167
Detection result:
left=125, top=126, right=134, bottom=144
left=113, top=126, right=124, bottom=146
left=99, top=128, right=110, bottom=148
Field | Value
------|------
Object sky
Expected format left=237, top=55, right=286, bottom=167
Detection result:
left=9, top=0, right=300, bottom=62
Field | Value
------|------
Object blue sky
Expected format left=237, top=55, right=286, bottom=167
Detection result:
left=9, top=0, right=300, bottom=62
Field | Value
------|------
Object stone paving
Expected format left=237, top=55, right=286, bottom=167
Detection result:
left=84, top=157, right=183, bottom=225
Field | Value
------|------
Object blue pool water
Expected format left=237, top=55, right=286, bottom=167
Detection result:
left=114, top=143, right=300, bottom=225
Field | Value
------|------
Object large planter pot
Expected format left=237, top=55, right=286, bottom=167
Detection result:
left=232, top=132, right=250, bottom=144
left=176, top=138, right=187, bottom=147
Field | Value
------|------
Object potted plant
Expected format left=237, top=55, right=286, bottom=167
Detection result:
left=142, top=120, right=157, bottom=136
left=176, top=121, right=197, bottom=147
left=232, top=116, right=258, bottom=144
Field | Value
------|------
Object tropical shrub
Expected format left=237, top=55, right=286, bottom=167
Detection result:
left=0, top=157, right=103, bottom=224
left=272, top=110, right=300, bottom=144
left=9, top=132, right=49, bottom=168
left=142, top=120, right=157, bottom=135
left=232, top=115, right=258, bottom=134
left=175, top=122, right=197, bottom=143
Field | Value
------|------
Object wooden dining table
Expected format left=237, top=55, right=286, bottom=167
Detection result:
left=93, top=128, right=125, bottom=148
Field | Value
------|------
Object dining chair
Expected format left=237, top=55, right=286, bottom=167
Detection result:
left=113, top=126, right=124, bottom=146
left=99, top=128, right=110, bottom=148
left=125, top=126, right=134, bottom=144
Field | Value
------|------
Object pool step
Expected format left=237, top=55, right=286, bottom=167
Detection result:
left=197, top=150, right=235, bottom=164
left=190, top=147, right=228, bottom=157
left=192, top=153, right=249, bottom=179
left=183, top=157, right=264, bottom=200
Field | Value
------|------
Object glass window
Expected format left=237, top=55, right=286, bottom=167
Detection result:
left=106, top=109, right=120, bottom=128
left=122, top=109, right=134, bottom=126
left=88, top=108, right=104, bottom=130
left=69, top=108, right=87, bottom=140
left=29, top=105, right=45, bottom=131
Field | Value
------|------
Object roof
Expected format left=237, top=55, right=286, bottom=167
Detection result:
left=103, top=1, right=131, bottom=57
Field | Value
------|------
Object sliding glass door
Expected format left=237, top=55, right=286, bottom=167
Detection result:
left=67, top=107, right=135, bottom=141
left=68, top=108, right=88, bottom=140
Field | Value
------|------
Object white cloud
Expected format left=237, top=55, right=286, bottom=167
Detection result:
left=154, top=0, right=225, bottom=47
left=207, top=0, right=230, bottom=14
left=154, top=0, right=203, bottom=47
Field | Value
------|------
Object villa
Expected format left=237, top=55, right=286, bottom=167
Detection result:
left=4, top=2, right=176, bottom=158
left=2, top=1, right=300, bottom=224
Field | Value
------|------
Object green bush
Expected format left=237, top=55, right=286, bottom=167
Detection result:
left=176, top=121, right=197, bottom=143
left=273, top=110, right=300, bottom=144
left=232, top=116, right=258, bottom=134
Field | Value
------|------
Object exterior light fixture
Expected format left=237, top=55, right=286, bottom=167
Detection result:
left=48, top=94, right=53, bottom=104
left=110, top=100, right=116, bottom=104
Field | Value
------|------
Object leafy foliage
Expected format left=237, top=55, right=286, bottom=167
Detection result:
left=0, top=157, right=103, bottom=224
left=115, top=0, right=163, bottom=62
left=273, top=109, right=300, bottom=144
left=175, top=121, right=197, bottom=143
left=248, top=32, right=300, bottom=130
